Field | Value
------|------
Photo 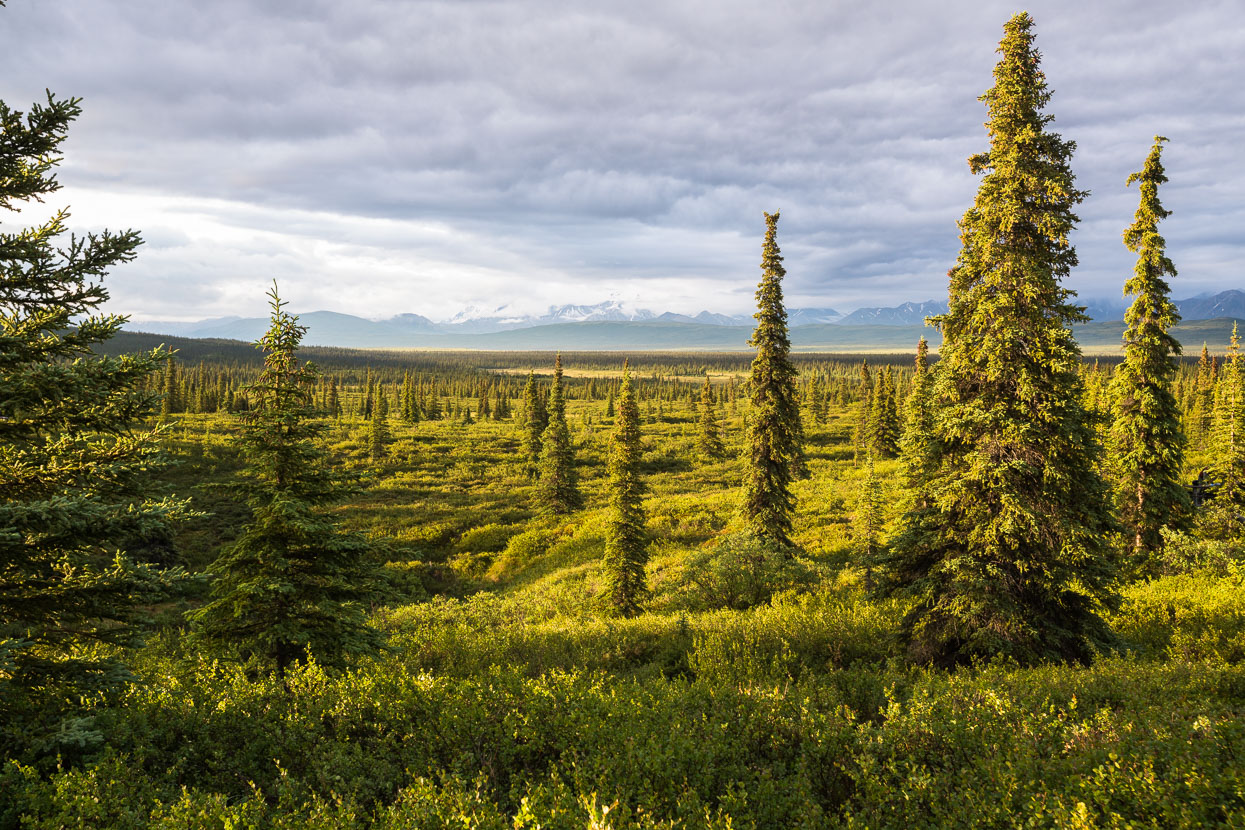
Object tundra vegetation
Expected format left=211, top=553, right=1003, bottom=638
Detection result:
left=4, top=11, right=1245, bottom=829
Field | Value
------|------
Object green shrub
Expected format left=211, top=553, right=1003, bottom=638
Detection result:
left=678, top=533, right=816, bottom=611
left=456, top=523, right=524, bottom=554
left=1156, top=528, right=1245, bottom=576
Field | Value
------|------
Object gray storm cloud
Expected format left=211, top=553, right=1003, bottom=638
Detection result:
left=1, top=0, right=1241, bottom=320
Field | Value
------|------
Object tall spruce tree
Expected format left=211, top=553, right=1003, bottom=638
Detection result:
left=878, top=13, right=1118, bottom=667
left=1108, top=137, right=1190, bottom=561
left=188, top=286, right=382, bottom=675
left=696, top=375, right=725, bottom=460
left=740, top=212, right=802, bottom=545
left=1, top=91, right=190, bottom=730
left=536, top=354, right=582, bottom=514
left=603, top=362, right=648, bottom=615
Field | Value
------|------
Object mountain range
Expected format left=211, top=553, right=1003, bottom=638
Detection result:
left=122, top=290, right=1245, bottom=351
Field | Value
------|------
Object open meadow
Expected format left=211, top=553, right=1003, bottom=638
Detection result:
left=6, top=349, right=1244, bottom=828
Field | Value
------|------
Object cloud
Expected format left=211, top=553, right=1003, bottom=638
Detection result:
left=1, top=0, right=1242, bottom=319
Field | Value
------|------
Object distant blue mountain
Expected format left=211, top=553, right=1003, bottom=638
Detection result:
left=121, top=291, right=1244, bottom=349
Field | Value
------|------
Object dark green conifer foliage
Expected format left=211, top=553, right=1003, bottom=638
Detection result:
left=1190, top=345, right=1215, bottom=449
left=603, top=362, right=648, bottom=615
left=852, top=361, right=873, bottom=465
left=160, top=360, right=177, bottom=418
left=1108, top=137, right=1190, bottom=561
left=1204, top=326, right=1245, bottom=538
left=879, top=14, right=1118, bottom=667
left=522, top=370, right=546, bottom=471
left=400, top=372, right=415, bottom=423
left=696, top=375, right=725, bottom=461
left=868, top=366, right=901, bottom=458
left=0, top=92, right=189, bottom=719
left=740, top=212, right=802, bottom=545
left=188, top=286, right=382, bottom=676
left=370, top=389, right=390, bottom=463
left=327, top=379, right=340, bottom=418
left=900, top=338, right=936, bottom=505
left=855, top=454, right=885, bottom=592
left=536, top=354, right=582, bottom=514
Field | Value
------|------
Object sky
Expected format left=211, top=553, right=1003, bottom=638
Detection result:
left=2, top=0, right=1243, bottom=322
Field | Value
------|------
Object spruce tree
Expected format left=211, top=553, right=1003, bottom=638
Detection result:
left=1190, top=345, right=1215, bottom=450
left=879, top=13, right=1118, bottom=667
left=603, top=362, right=648, bottom=615
left=696, top=375, right=725, bottom=460
left=400, top=372, right=415, bottom=423
left=536, top=354, right=582, bottom=514
left=868, top=365, right=901, bottom=458
left=855, top=455, right=885, bottom=592
left=740, top=212, right=802, bottom=545
left=1204, top=326, right=1245, bottom=538
left=899, top=338, right=936, bottom=504
left=852, top=361, right=873, bottom=465
left=1107, top=137, right=1190, bottom=561
left=188, top=286, right=382, bottom=675
left=1, top=91, right=189, bottom=726
left=370, top=389, right=390, bottom=463
left=522, top=370, right=545, bottom=471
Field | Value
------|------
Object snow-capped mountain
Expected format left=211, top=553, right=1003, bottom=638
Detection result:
left=438, top=301, right=657, bottom=332
left=1178, top=290, right=1245, bottom=321
left=836, top=301, right=947, bottom=326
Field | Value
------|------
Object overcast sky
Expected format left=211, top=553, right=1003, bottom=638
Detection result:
left=2, top=0, right=1242, bottom=321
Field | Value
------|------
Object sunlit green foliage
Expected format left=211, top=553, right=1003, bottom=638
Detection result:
left=603, top=363, right=648, bottom=616
left=187, top=287, right=383, bottom=675
left=882, top=13, right=1119, bottom=667
left=1108, top=136, right=1190, bottom=563
left=536, top=354, right=582, bottom=515
left=740, top=212, right=803, bottom=545
left=1203, top=325, right=1245, bottom=538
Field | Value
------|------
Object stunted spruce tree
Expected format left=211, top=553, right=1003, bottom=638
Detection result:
left=879, top=13, right=1118, bottom=666
left=740, top=211, right=802, bottom=545
left=1, top=91, right=188, bottom=732
left=536, top=353, right=582, bottom=514
left=522, top=370, right=546, bottom=472
left=603, top=362, right=648, bottom=615
left=899, top=337, right=936, bottom=504
left=189, top=285, right=382, bottom=675
left=1108, top=136, right=1190, bottom=561
left=868, top=365, right=901, bottom=458
left=696, top=375, right=725, bottom=460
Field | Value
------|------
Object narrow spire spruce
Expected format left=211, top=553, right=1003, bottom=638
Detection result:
left=1107, top=136, right=1190, bottom=561
left=740, top=212, right=802, bottom=545
left=603, top=362, right=648, bottom=615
